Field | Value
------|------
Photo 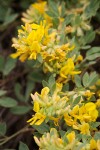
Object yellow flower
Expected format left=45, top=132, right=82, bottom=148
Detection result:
left=28, top=84, right=70, bottom=126
left=61, top=44, right=74, bottom=51
left=11, top=21, right=50, bottom=61
left=79, top=123, right=90, bottom=134
left=84, top=90, right=95, bottom=100
left=97, top=140, right=100, bottom=150
left=96, top=99, right=100, bottom=108
left=66, top=102, right=98, bottom=131
left=27, top=112, right=46, bottom=125
left=49, top=116, right=59, bottom=126
left=44, top=13, right=53, bottom=25
left=34, top=128, right=64, bottom=149
left=79, top=102, right=98, bottom=122
left=85, top=102, right=96, bottom=111
left=90, top=139, right=98, bottom=150
left=22, top=1, right=53, bottom=25
left=85, top=102, right=98, bottom=121
left=64, top=113, right=77, bottom=126
left=70, top=105, right=79, bottom=117
left=76, top=55, right=83, bottom=62
left=41, top=87, right=50, bottom=98
left=32, top=1, right=47, bottom=14
left=60, top=58, right=81, bottom=78
left=88, top=109, right=98, bottom=122
left=66, top=131, right=75, bottom=143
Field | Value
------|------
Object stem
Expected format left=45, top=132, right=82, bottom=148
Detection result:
left=0, top=125, right=34, bottom=146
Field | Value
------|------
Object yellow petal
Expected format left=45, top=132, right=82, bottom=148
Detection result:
left=85, top=102, right=96, bottom=111
left=79, top=123, right=90, bottom=134
left=41, top=87, right=50, bottom=97
left=67, top=131, right=75, bottom=143
left=19, top=53, right=29, bottom=62
left=35, top=117, right=45, bottom=125
left=70, top=70, right=81, bottom=75
left=31, top=24, right=39, bottom=29
left=89, top=109, right=98, bottom=121
left=34, top=101, right=40, bottom=112
left=97, top=140, right=100, bottom=150
left=10, top=52, right=21, bottom=59
left=90, top=139, right=97, bottom=150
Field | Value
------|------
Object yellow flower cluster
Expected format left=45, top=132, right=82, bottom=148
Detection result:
left=27, top=80, right=99, bottom=136
left=27, top=83, right=69, bottom=125
left=64, top=102, right=98, bottom=134
left=59, top=58, right=81, bottom=79
left=11, top=20, right=81, bottom=79
left=22, top=1, right=52, bottom=25
left=34, top=128, right=100, bottom=150
left=34, top=129, right=77, bottom=150
left=22, top=0, right=91, bottom=37
left=11, top=21, right=50, bottom=61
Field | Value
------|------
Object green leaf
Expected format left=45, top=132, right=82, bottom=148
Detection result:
left=10, top=106, right=31, bottom=115
left=81, top=45, right=91, bottom=50
left=0, top=6, right=7, bottom=21
left=14, top=83, right=25, bottom=101
left=82, top=72, right=90, bottom=87
left=0, top=122, right=6, bottom=136
left=50, top=83, right=56, bottom=95
left=74, top=15, right=82, bottom=25
left=0, top=55, right=5, bottom=72
left=62, top=83, right=69, bottom=92
left=60, top=33, right=66, bottom=44
left=25, top=80, right=35, bottom=102
left=76, top=143, right=86, bottom=150
left=48, top=75, right=55, bottom=88
left=94, top=132, right=100, bottom=140
left=0, top=97, right=17, bottom=108
left=37, top=54, right=43, bottom=63
left=82, top=134, right=92, bottom=143
left=88, top=61, right=96, bottom=65
left=48, top=0, right=59, bottom=17
left=86, top=53, right=100, bottom=60
left=59, top=130, right=66, bottom=137
left=84, top=30, right=95, bottom=44
left=4, top=8, right=18, bottom=25
left=29, top=71, right=44, bottom=83
left=52, top=18, right=59, bottom=28
left=46, top=11, right=56, bottom=18
left=0, top=90, right=7, bottom=97
left=84, top=0, right=100, bottom=19
left=62, top=14, right=73, bottom=26
left=74, top=75, right=82, bottom=87
left=42, top=80, right=49, bottom=87
left=19, top=142, right=29, bottom=150
left=61, top=2, right=66, bottom=17
left=3, top=57, right=17, bottom=76
left=86, top=47, right=100, bottom=56
left=86, top=47, right=100, bottom=60
left=90, top=122, right=100, bottom=129
left=88, top=72, right=99, bottom=86
left=33, top=122, right=49, bottom=134
left=73, top=96, right=81, bottom=106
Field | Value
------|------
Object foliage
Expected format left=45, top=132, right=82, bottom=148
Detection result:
left=0, top=0, right=100, bottom=149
